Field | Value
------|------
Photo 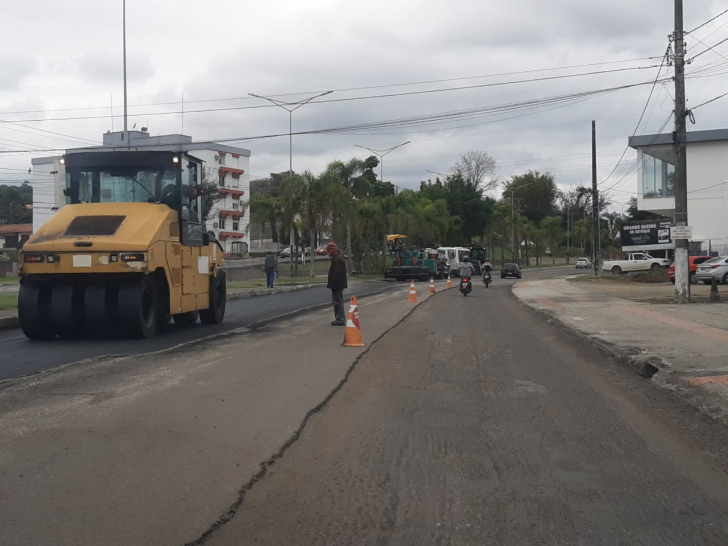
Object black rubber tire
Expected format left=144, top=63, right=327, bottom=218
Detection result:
left=173, top=310, right=199, bottom=327
left=690, top=273, right=697, bottom=284
left=650, top=263, right=660, bottom=271
left=51, top=284, right=83, bottom=339
left=723, top=273, right=728, bottom=285
left=200, top=271, right=227, bottom=325
left=612, top=266, right=622, bottom=275
left=84, top=284, right=113, bottom=337
left=18, top=282, right=54, bottom=340
left=118, top=276, right=158, bottom=338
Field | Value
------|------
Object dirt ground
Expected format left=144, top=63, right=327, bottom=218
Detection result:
left=569, top=275, right=728, bottom=304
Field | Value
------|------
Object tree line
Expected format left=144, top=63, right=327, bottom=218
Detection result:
left=248, top=150, right=658, bottom=275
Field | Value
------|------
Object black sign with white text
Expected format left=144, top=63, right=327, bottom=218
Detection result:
left=621, top=219, right=673, bottom=247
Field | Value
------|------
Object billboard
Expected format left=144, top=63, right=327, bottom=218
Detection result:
left=621, top=219, right=673, bottom=251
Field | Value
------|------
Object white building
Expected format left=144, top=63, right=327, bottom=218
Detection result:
left=629, top=128, right=728, bottom=254
left=31, top=130, right=251, bottom=255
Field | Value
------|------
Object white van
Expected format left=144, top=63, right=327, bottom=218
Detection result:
left=438, top=247, right=470, bottom=276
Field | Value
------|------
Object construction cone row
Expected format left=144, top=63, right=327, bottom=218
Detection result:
left=409, top=280, right=418, bottom=303
left=447, top=273, right=452, bottom=288
left=342, top=295, right=364, bottom=347
left=429, top=277, right=436, bottom=294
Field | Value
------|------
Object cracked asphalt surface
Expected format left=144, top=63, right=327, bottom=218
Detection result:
left=3, top=267, right=728, bottom=545
left=202, top=274, right=728, bottom=546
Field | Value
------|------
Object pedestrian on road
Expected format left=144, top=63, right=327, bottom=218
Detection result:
left=326, top=242, right=347, bottom=326
left=264, top=251, right=278, bottom=289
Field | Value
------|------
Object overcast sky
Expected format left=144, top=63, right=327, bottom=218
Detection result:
left=1, top=0, right=727, bottom=210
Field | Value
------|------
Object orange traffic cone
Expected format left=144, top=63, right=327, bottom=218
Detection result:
left=447, top=273, right=452, bottom=288
left=342, top=296, right=364, bottom=347
left=408, top=280, right=418, bottom=303
left=429, top=277, right=435, bottom=294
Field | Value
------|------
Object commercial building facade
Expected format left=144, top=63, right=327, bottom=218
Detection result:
left=629, top=128, right=728, bottom=255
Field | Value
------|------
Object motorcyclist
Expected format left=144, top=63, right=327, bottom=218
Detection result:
left=482, top=261, right=493, bottom=281
left=459, top=256, right=475, bottom=279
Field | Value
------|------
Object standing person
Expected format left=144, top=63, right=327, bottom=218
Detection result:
left=326, top=241, right=348, bottom=326
left=264, top=251, right=278, bottom=289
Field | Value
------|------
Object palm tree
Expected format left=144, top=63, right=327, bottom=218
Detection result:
left=325, top=158, right=365, bottom=271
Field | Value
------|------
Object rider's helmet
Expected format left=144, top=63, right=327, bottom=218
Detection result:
left=462, top=256, right=470, bottom=262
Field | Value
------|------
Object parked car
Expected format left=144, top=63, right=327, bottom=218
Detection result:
left=668, top=255, right=712, bottom=284
left=695, top=256, right=728, bottom=285
left=315, top=245, right=329, bottom=256
left=501, top=263, right=522, bottom=279
left=278, top=247, right=292, bottom=258
left=575, top=257, right=592, bottom=269
left=602, top=252, right=671, bottom=275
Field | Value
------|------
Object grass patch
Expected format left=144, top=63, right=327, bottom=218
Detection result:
left=228, top=277, right=328, bottom=290
left=0, top=294, right=18, bottom=310
left=0, top=276, right=18, bottom=284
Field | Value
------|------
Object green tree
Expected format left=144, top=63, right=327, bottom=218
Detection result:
left=503, top=171, right=557, bottom=225
left=0, top=183, right=33, bottom=224
left=541, top=216, right=563, bottom=264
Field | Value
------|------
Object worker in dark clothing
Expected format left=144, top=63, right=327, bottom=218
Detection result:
left=326, top=241, right=348, bottom=326
left=264, top=251, right=278, bottom=288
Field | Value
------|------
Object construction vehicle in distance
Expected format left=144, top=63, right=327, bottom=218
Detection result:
left=18, top=149, right=227, bottom=339
left=383, top=235, right=440, bottom=281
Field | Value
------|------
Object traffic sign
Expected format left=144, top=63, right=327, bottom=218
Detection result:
left=670, top=226, right=692, bottom=240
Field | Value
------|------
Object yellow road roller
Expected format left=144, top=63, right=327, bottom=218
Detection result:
left=18, top=149, right=226, bottom=339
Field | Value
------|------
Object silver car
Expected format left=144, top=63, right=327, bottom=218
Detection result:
left=575, top=257, right=592, bottom=269
left=695, top=256, right=728, bottom=285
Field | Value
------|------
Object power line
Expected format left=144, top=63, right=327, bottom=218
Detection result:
left=689, top=8, right=728, bottom=33
left=599, top=47, right=670, bottom=190
left=0, top=56, right=664, bottom=117
left=692, top=89, right=728, bottom=110
left=690, top=35, right=728, bottom=61
left=3, top=65, right=663, bottom=124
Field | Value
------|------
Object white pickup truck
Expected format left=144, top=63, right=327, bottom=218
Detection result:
left=602, top=252, right=672, bottom=274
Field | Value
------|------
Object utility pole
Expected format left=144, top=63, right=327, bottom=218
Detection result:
left=592, top=120, right=600, bottom=277
left=673, top=0, right=690, bottom=302
left=249, top=90, right=333, bottom=277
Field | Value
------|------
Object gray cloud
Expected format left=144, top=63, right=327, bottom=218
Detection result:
left=0, top=0, right=726, bottom=207
left=0, top=55, right=36, bottom=91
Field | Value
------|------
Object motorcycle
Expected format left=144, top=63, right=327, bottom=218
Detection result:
left=482, top=271, right=492, bottom=288
left=459, top=276, right=472, bottom=296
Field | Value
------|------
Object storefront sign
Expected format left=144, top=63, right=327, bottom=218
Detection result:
left=621, top=219, right=673, bottom=250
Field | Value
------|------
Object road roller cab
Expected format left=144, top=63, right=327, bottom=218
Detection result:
left=18, top=150, right=226, bottom=339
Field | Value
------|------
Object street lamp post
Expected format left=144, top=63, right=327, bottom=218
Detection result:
left=354, top=142, right=410, bottom=273
left=354, top=141, right=411, bottom=187
left=249, top=90, right=333, bottom=276
left=426, top=169, right=451, bottom=188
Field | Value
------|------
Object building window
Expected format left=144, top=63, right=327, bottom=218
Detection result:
left=219, top=153, right=225, bottom=166
left=232, top=203, right=239, bottom=210
left=642, top=151, right=675, bottom=198
left=232, top=222, right=239, bottom=231
left=219, top=218, right=226, bottom=230
left=218, top=172, right=225, bottom=186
